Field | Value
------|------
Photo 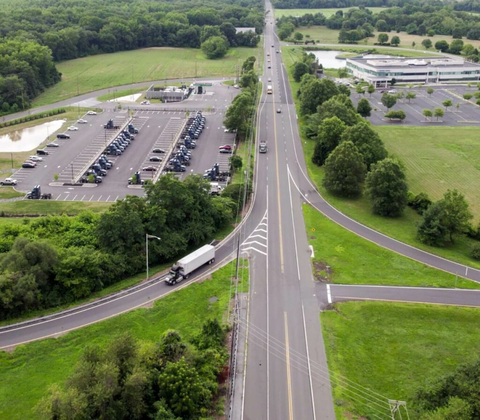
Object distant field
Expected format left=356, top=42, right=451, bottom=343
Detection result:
left=33, top=47, right=259, bottom=107
left=288, top=24, right=480, bottom=50
left=377, top=126, right=480, bottom=219
left=322, top=302, right=480, bottom=419
left=0, top=261, right=249, bottom=420
left=273, top=7, right=386, bottom=18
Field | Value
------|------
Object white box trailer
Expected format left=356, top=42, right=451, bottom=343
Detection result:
left=165, top=244, right=215, bottom=285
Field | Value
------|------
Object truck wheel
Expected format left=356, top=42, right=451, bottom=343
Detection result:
left=172, top=279, right=177, bottom=285
left=185, top=274, right=189, bottom=279
left=210, top=258, right=215, bottom=264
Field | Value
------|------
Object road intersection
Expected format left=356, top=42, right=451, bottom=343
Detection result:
left=1, top=4, right=480, bottom=419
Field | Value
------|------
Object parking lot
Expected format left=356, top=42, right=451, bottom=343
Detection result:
left=9, top=81, right=240, bottom=202
left=350, top=85, right=480, bottom=126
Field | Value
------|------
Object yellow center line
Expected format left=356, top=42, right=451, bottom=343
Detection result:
left=284, top=311, right=294, bottom=420
left=272, top=74, right=284, bottom=272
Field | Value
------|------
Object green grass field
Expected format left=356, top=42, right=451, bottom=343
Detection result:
left=0, top=187, right=24, bottom=199
left=285, top=24, right=480, bottom=50
left=0, top=200, right=111, bottom=215
left=33, top=47, right=259, bottom=107
left=321, top=302, right=480, bottom=419
left=304, top=205, right=479, bottom=288
left=0, top=260, right=248, bottom=420
left=282, top=47, right=480, bottom=269
left=377, top=126, right=480, bottom=219
left=273, top=7, right=386, bottom=18
left=96, top=87, right=145, bottom=102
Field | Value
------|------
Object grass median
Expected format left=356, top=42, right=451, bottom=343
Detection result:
left=0, top=260, right=249, bottom=420
left=303, top=205, right=480, bottom=289
left=33, top=47, right=259, bottom=107
left=321, top=301, right=480, bottom=419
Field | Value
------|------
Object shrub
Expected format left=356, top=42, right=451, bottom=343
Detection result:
left=471, top=243, right=480, bottom=260
left=408, top=192, right=432, bottom=215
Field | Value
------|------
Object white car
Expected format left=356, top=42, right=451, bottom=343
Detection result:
left=0, top=177, right=17, bottom=186
left=29, top=156, right=43, bottom=162
left=87, top=110, right=97, bottom=115
left=68, top=126, right=78, bottom=131
left=77, top=119, right=88, bottom=124
left=140, top=100, right=150, bottom=105
left=233, top=84, right=240, bottom=89
left=388, top=89, right=397, bottom=94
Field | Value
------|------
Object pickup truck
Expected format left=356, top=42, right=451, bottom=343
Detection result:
left=0, top=178, right=17, bottom=186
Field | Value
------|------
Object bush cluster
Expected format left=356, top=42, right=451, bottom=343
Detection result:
left=0, top=109, right=66, bottom=128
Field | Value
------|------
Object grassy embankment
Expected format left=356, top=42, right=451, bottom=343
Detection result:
left=0, top=260, right=249, bottom=420
left=282, top=45, right=480, bottom=270
left=303, top=205, right=479, bottom=288
left=321, top=301, right=480, bottom=419
left=0, top=187, right=24, bottom=199
left=0, top=107, right=101, bottom=172
left=0, top=200, right=112, bottom=216
left=33, top=47, right=259, bottom=107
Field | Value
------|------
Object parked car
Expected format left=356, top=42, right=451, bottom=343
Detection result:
left=87, top=110, right=97, bottom=115
left=219, top=148, right=233, bottom=154
left=152, top=148, right=165, bottom=153
left=143, top=166, right=157, bottom=172
left=22, top=162, right=36, bottom=168
left=56, top=133, right=70, bottom=139
left=0, top=177, right=17, bottom=186
left=149, top=156, right=162, bottom=162
left=140, top=100, right=150, bottom=105
left=388, top=89, right=397, bottom=94
left=37, top=149, right=49, bottom=155
left=233, top=84, right=240, bottom=89
left=29, top=156, right=43, bottom=162
left=77, top=119, right=88, bottom=124
left=219, top=145, right=232, bottom=150
left=380, top=90, right=387, bottom=93
left=67, top=126, right=78, bottom=131
left=47, top=142, right=60, bottom=147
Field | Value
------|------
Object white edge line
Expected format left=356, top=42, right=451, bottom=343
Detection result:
left=302, top=304, right=317, bottom=420
left=326, top=284, right=332, bottom=304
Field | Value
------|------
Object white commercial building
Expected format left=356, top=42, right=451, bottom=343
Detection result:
left=346, top=56, right=480, bottom=87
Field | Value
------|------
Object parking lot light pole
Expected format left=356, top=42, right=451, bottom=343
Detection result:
left=146, top=234, right=161, bottom=280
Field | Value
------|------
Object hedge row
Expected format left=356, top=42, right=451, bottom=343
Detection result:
left=0, top=108, right=66, bottom=129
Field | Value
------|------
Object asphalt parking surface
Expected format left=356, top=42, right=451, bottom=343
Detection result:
left=350, top=85, right=480, bottom=126
left=11, top=82, right=240, bottom=201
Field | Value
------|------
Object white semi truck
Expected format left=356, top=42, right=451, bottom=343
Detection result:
left=165, top=244, right=215, bottom=285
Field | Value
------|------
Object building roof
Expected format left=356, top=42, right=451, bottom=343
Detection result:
left=347, top=56, right=480, bottom=70
left=235, top=27, right=256, bottom=34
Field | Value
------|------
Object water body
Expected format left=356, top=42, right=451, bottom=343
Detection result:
left=310, top=50, right=346, bottom=69
left=108, top=93, right=142, bottom=103
left=0, top=120, right=65, bottom=152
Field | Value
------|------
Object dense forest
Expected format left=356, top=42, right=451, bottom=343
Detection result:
left=0, top=175, right=236, bottom=320
left=273, top=0, right=418, bottom=8
left=0, top=0, right=263, bottom=114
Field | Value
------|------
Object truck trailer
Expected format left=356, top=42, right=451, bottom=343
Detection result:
left=165, top=245, right=215, bottom=285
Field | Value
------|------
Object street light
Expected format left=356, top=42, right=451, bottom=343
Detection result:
left=146, top=234, right=161, bottom=280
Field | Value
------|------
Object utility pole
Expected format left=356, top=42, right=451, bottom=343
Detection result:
left=146, top=234, right=161, bottom=280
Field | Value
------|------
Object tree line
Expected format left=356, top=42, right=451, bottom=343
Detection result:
left=276, top=2, right=480, bottom=46
left=294, top=55, right=480, bottom=255
left=0, top=39, right=61, bottom=115
left=37, top=319, right=229, bottom=419
left=0, top=0, right=263, bottom=113
left=0, top=175, right=235, bottom=320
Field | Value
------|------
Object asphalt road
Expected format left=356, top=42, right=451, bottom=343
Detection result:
left=2, top=9, right=480, bottom=420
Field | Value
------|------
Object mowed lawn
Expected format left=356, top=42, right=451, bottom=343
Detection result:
left=0, top=200, right=111, bottom=215
left=303, top=205, right=479, bottom=289
left=33, top=47, right=258, bottom=106
left=377, top=126, right=480, bottom=219
left=273, top=7, right=386, bottom=19
left=287, top=25, right=480, bottom=50
left=321, top=302, right=480, bottom=419
left=0, top=261, right=248, bottom=420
